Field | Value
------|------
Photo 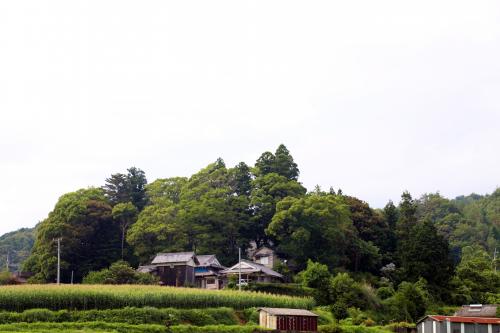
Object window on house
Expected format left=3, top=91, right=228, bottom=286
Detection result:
left=260, top=256, right=269, bottom=265
left=206, top=278, right=216, bottom=285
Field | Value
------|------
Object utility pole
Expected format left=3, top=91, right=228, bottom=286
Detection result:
left=238, top=247, right=242, bottom=291
left=71, top=270, right=74, bottom=285
left=56, top=238, right=62, bottom=285
left=6, top=250, right=10, bottom=272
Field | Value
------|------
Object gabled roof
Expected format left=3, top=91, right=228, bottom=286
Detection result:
left=455, top=305, right=498, bottom=317
left=196, top=255, right=225, bottom=269
left=253, top=246, right=275, bottom=257
left=137, top=265, right=157, bottom=273
left=221, top=259, right=283, bottom=278
left=258, top=308, right=318, bottom=317
left=418, top=315, right=500, bottom=325
left=151, top=252, right=198, bottom=265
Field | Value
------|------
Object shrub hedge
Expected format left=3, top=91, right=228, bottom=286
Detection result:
left=0, top=322, right=270, bottom=333
left=0, top=307, right=239, bottom=326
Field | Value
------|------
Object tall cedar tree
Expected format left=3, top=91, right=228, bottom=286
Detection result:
left=103, top=167, right=147, bottom=210
left=254, top=144, right=299, bottom=181
left=397, top=192, right=418, bottom=240
left=399, top=219, right=454, bottom=293
left=383, top=200, right=399, bottom=256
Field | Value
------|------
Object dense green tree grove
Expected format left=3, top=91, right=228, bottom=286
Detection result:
left=13, top=145, right=500, bottom=313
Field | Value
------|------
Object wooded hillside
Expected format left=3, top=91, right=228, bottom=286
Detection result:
left=0, top=228, right=35, bottom=272
left=2, top=145, right=499, bottom=318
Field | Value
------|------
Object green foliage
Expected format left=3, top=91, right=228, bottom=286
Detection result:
left=343, top=196, right=389, bottom=271
left=250, top=172, right=306, bottom=247
left=0, top=321, right=271, bottom=333
left=0, top=307, right=239, bottom=326
left=397, top=192, right=418, bottom=240
left=0, top=271, right=19, bottom=285
left=128, top=160, right=253, bottom=265
left=112, top=202, right=138, bottom=259
left=0, top=285, right=315, bottom=311
left=103, top=167, right=148, bottom=210
left=5, top=145, right=500, bottom=324
left=82, top=261, right=157, bottom=285
left=340, top=325, right=393, bottom=333
left=329, top=273, right=371, bottom=315
left=398, top=219, right=454, bottom=293
left=450, top=245, right=500, bottom=303
left=382, top=279, right=430, bottom=323
left=246, top=283, right=314, bottom=298
left=254, top=144, right=299, bottom=181
left=331, top=300, right=349, bottom=320
left=267, top=195, right=353, bottom=271
left=23, top=188, right=122, bottom=283
left=375, top=286, right=395, bottom=300
left=300, top=260, right=332, bottom=305
left=319, top=323, right=343, bottom=333
left=146, top=178, right=188, bottom=205
left=0, top=227, right=35, bottom=272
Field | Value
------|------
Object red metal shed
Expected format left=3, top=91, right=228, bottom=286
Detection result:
left=258, top=307, right=319, bottom=332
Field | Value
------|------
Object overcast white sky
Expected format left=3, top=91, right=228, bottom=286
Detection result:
left=1, top=1, right=499, bottom=236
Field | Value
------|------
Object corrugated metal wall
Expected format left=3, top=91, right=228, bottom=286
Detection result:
left=276, top=315, right=317, bottom=331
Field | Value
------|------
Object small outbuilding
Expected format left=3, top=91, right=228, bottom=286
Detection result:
left=417, top=315, right=500, bottom=333
left=258, top=307, right=318, bottom=332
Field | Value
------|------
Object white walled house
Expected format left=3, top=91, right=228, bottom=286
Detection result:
left=417, top=315, right=500, bottom=333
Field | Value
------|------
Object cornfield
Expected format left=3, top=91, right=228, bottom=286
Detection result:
left=0, top=285, right=314, bottom=311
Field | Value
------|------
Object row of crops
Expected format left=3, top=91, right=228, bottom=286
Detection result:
left=0, top=285, right=314, bottom=332
left=0, top=285, right=314, bottom=312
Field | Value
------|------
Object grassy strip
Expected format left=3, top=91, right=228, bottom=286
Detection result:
left=319, top=324, right=395, bottom=333
left=0, top=322, right=269, bottom=333
left=0, top=307, right=239, bottom=326
left=0, top=285, right=314, bottom=311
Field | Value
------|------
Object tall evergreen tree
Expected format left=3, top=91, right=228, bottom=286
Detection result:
left=103, top=167, right=147, bottom=210
left=397, top=191, right=418, bottom=240
left=398, top=219, right=454, bottom=293
left=126, top=167, right=148, bottom=210
left=383, top=200, right=399, bottom=255
left=102, top=173, right=129, bottom=205
left=230, top=162, right=252, bottom=196
left=273, top=144, right=299, bottom=180
left=254, top=144, right=299, bottom=180
left=255, top=151, right=276, bottom=176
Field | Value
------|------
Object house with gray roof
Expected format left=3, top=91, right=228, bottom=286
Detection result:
left=139, top=252, right=199, bottom=287
left=221, top=259, right=283, bottom=284
left=194, top=254, right=226, bottom=290
left=139, top=250, right=284, bottom=289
